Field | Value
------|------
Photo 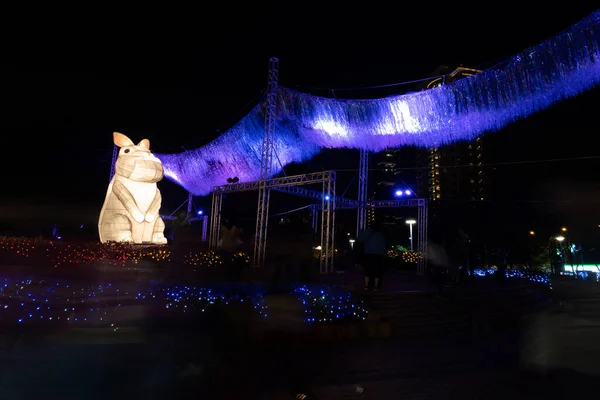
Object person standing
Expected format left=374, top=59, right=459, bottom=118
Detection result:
left=357, top=221, right=386, bottom=291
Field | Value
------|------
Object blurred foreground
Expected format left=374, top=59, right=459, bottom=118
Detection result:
left=0, top=265, right=598, bottom=399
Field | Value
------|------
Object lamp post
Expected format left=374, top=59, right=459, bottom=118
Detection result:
left=406, top=219, right=416, bottom=251
left=556, top=235, right=566, bottom=273
left=549, top=235, right=566, bottom=275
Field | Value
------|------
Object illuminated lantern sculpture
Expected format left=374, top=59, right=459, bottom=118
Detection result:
left=98, top=132, right=168, bottom=244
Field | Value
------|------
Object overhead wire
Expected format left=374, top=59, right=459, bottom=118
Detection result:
left=285, top=11, right=592, bottom=96
left=287, top=55, right=512, bottom=94
left=333, top=155, right=600, bottom=172
left=270, top=205, right=312, bottom=217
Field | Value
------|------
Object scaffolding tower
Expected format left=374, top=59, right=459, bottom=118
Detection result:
left=254, top=57, right=279, bottom=267
left=356, top=148, right=369, bottom=236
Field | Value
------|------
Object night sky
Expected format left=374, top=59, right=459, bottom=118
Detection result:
left=1, top=5, right=599, bottom=237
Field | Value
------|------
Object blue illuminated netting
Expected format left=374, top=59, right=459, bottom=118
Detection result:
left=293, top=285, right=369, bottom=323
left=157, top=10, right=600, bottom=196
left=0, top=277, right=266, bottom=327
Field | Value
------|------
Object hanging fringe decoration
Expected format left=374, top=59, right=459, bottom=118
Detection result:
left=156, top=105, right=321, bottom=193
left=158, top=10, right=600, bottom=196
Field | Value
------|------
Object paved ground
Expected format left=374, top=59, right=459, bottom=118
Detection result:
left=0, top=270, right=589, bottom=399
left=1, top=307, right=600, bottom=399
left=316, top=269, right=438, bottom=293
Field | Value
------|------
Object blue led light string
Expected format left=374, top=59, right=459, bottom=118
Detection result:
left=293, top=285, right=368, bottom=323
left=0, top=277, right=267, bottom=327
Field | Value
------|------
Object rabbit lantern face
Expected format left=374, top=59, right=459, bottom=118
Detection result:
left=114, top=132, right=164, bottom=183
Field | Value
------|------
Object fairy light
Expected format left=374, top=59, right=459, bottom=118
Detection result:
left=387, top=250, right=423, bottom=264
left=0, top=237, right=38, bottom=258
left=293, top=285, right=368, bottom=323
left=0, top=237, right=251, bottom=269
left=0, top=277, right=267, bottom=326
left=2, top=238, right=554, bottom=326
left=468, top=267, right=551, bottom=287
left=0, top=277, right=126, bottom=329
left=183, top=250, right=223, bottom=268
left=401, top=252, right=423, bottom=264
left=159, top=285, right=267, bottom=318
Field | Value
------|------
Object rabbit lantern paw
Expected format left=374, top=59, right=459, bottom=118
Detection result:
left=132, top=210, right=145, bottom=223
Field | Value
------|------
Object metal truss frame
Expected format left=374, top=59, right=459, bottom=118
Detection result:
left=356, top=149, right=369, bottom=236
left=213, top=171, right=336, bottom=193
left=313, top=198, right=429, bottom=276
left=254, top=57, right=280, bottom=267
left=209, top=171, right=337, bottom=274
left=416, top=199, right=428, bottom=276
left=201, top=216, right=208, bottom=242
left=209, top=191, right=223, bottom=250
left=272, top=185, right=357, bottom=208
left=320, top=176, right=336, bottom=274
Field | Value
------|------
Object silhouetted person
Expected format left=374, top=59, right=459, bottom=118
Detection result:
left=357, top=220, right=386, bottom=291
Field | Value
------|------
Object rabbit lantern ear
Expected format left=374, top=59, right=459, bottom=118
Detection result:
left=137, top=139, right=150, bottom=150
left=113, top=132, right=134, bottom=148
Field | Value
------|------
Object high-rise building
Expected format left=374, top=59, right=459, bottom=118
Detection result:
left=415, top=66, right=486, bottom=202
left=368, top=149, right=416, bottom=231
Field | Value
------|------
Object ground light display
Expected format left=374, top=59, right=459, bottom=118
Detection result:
left=156, top=10, right=600, bottom=196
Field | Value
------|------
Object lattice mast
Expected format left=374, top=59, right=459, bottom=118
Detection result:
left=417, top=198, right=428, bottom=276
left=356, top=149, right=369, bottom=236
left=254, top=57, right=279, bottom=267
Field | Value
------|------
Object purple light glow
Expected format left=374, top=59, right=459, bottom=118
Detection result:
left=157, top=11, right=600, bottom=196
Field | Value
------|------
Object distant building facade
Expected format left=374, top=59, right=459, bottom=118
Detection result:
left=415, top=66, right=486, bottom=202
left=367, top=149, right=400, bottom=226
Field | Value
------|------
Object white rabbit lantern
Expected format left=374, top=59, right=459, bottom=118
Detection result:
left=98, top=132, right=168, bottom=245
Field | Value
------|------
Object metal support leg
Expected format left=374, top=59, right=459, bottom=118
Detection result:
left=356, top=149, right=369, bottom=236
left=186, top=192, right=193, bottom=216
left=253, top=57, right=279, bottom=268
left=254, top=184, right=271, bottom=267
left=320, top=171, right=336, bottom=274
left=417, top=199, right=428, bottom=276
left=311, top=204, right=319, bottom=233
left=209, top=192, right=222, bottom=250
left=201, top=215, right=208, bottom=242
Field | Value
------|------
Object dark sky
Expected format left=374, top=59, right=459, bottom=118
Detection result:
left=1, top=4, right=599, bottom=231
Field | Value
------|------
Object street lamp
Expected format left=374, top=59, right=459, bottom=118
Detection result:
left=549, top=235, right=566, bottom=275
left=406, top=219, right=416, bottom=251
